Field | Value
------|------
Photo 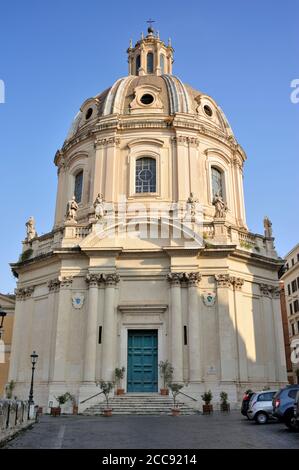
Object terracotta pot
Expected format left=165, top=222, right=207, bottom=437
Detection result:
left=202, top=404, right=213, bottom=414
left=73, top=405, right=78, bottom=415
left=171, top=407, right=181, bottom=416
left=116, top=389, right=125, bottom=396
left=160, top=388, right=169, bottom=396
left=220, top=403, right=230, bottom=413
left=102, top=408, right=113, bottom=417
left=50, top=406, right=61, bottom=417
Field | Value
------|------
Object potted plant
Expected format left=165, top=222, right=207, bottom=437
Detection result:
left=169, top=383, right=184, bottom=416
left=201, top=390, right=213, bottom=414
left=159, top=360, right=173, bottom=395
left=52, top=393, right=68, bottom=416
left=220, top=391, right=230, bottom=412
left=114, top=367, right=125, bottom=395
left=99, top=381, right=114, bottom=417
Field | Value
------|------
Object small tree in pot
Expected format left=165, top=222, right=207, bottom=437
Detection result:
left=52, top=393, right=68, bottom=416
left=220, top=391, right=230, bottom=412
left=169, top=383, right=184, bottom=416
left=159, top=360, right=174, bottom=395
left=98, top=381, right=114, bottom=416
left=201, top=390, right=213, bottom=414
left=114, top=367, right=125, bottom=395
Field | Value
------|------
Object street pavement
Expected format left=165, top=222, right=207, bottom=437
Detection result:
left=3, top=411, right=299, bottom=449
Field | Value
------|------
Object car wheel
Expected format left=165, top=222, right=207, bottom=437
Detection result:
left=255, top=412, right=268, bottom=424
left=285, top=411, right=298, bottom=431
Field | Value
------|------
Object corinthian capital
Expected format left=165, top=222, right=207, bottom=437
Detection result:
left=215, top=274, right=232, bottom=288
left=231, top=277, right=244, bottom=290
left=59, top=276, right=73, bottom=288
left=185, top=272, right=202, bottom=287
left=167, top=272, right=184, bottom=286
left=85, top=273, right=102, bottom=287
left=48, top=278, right=61, bottom=292
left=15, top=286, right=35, bottom=300
left=102, top=273, right=120, bottom=286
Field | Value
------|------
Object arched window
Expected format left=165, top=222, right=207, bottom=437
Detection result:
left=211, top=167, right=224, bottom=199
left=147, top=52, right=154, bottom=74
left=135, top=55, right=140, bottom=75
left=160, top=54, right=165, bottom=74
left=135, top=157, right=156, bottom=193
left=74, top=170, right=83, bottom=203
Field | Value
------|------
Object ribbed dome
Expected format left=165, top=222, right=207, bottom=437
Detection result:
left=66, top=74, right=234, bottom=142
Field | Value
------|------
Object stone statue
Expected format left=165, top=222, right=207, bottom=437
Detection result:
left=93, top=193, right=105, bottom=221
left=25, top=216, right=37, bottom=241
left=263, top=216, right=273, bottom=238
left=66, top=196, right=78, bottom=222
left=212, top=193, right=227, bottom=219
left=187, top=192, right=198, bottom=218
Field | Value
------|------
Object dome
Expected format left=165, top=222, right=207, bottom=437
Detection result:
left=66, top=74, right=234, bottom=142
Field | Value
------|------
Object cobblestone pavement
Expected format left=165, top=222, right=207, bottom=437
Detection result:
left=3, top=412, right=299, bottom=449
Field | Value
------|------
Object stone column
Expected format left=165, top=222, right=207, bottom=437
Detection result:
left=231, top=277, right=247, bottom=383
left=186, top=272, right=202, bottom=382
left=101, top=273, right=119, bottom=381
left=9, top=287, right=34, bottom=382
left=260, top=284, right=277, bottom=382
left=52, top=276, right=73, bottom=382
left=271, top=286, right=287, bottom=382
left=167, top=272, right=184, bottom=382
left=215, top=274, right=238, bottom=382
left=83, top=274, right=101, bottom=382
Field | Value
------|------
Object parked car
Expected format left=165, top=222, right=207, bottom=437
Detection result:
left=272, top=384, right=299, bottom=430
left=292, top=390, right=299, bottom=430
left=241, top=390, right=254, bottom=417
left=247, top=390, right=277, bottom=424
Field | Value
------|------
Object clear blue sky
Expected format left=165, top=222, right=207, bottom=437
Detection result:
left=0, top=0, right=298, bottom=293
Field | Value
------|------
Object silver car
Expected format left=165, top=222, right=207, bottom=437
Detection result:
left=247, top=390, right=277, bottom=424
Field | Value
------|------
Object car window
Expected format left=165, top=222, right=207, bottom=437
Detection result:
left=288, top=390, right=298, bottom=399
left=249, top=393, right=257, bottom=402
left=257, top=392, right=275, bottom=402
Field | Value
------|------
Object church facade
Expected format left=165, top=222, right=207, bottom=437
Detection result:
left=9, top=28, right=287, bottom=410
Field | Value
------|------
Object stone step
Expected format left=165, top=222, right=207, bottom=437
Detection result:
left=83, top=394, right=198, bottom=416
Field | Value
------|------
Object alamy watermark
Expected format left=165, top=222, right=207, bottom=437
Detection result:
left=290, top=79, right=299, bottom=104
left=0, top=79, right=5, bottom=104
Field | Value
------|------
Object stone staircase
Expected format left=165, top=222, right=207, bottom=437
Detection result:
left=83, top=393, right=199, bottom=416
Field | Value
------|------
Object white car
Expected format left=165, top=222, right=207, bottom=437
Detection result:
left=247, top=390, right=277, bottom=424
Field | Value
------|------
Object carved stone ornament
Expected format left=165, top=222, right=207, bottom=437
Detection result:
left=85, top=273, right=102, bottom=287
left=215, top=274, right=244, bottom=290
left=59, top=276, right=73, bottom=288
left=48, top=278, right=61, bottom=292
left=215, top=274, right=232, bottom=288
left=15, top=286, right=35, bottom=300
left=102, top=273, right=120, bottom=286
left=72, top=293, right=85, bottom=309
left=184, top=272, right=202, bottom=287
left=202, top=292, right=216, bottom=307
left=167, top=272, right=184, bottom=286
left=260, top=284, right=280, bottom=298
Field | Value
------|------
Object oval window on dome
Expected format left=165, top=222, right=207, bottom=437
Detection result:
left=203, top=105, right=213, bottom=117
left=140, top=94, right=154, bottom=105
left=85, top=108, right=93, bottom=120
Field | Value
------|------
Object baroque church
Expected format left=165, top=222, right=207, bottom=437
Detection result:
left=9, top=27, right=287, bottom=410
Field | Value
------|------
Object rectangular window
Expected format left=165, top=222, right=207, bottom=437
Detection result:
left=297, top=277, right=299, bottom=289
left=98, top=326, right=102, bottom=344
left=288, top=284, right=291, bottom=296
left=292, top=280, right=297, bottom=293
left=184, top=326, right=188, bottom=345
left=290, top=303, right=293, bottom=315
left=294, top=300, right=299, bottom=313
left=292, top=258, right=295, bottom=266
left=297, top=254, right=299, bottom=262
left=297, top=321, right=299, bottom=333
left=292, top=323, right=296, bottom=336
